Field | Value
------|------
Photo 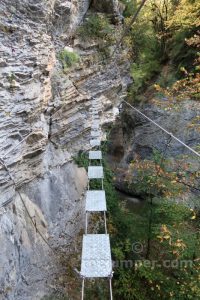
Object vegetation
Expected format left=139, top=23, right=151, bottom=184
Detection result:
left=74, top=146, right=200, bottom=299
left=78, top=14, right=115, bottom=60
left=118, top=148, right=200, bottom=299
left=58, top=49, right=80, bottom=70
left=78, top=14, right=114, bottom=42
left=121, top=0, right=200, bottom=102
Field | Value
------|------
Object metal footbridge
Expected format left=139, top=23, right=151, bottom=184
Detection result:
left=79, top=98, right=113, bottom=300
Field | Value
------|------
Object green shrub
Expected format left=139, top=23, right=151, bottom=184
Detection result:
left=73, top=151, right=89, bottom=169
left=157, top=71, right=177, bottom=88
left=120, top=0, right=137, bottom=17
left=129, top=56, right=161, bottom=101
left=126, top=19, right=162, bottom=102
left=78, top=14, right=114, bottom=43
left=7, top=72, right=15, bottom=83
left=58, top=49, right=80, bottom=70
left=170, top=29, right=197, bottom=78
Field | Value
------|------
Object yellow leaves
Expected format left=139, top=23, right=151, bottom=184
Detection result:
left=158, top=224, right=172, bottom=244
left=163, top=234, right=171, bottom=240
left=156, top=284, right=160, bottom=290
left=190, top=208, right=197, bottom=220
left=171, top=180, right=177, bottom=184
left=155, top=58, right=199, bottom=101
left=154, top=84, right=162, bottom=91
left=164, top=191, right=172, bottom=198
left=180, top=66, right=188, bottom=75
left=172, top=238, right=187, bottom=257
left=162, top=224, right=170, bottom=233
left=158, top=225, right=188, bottom=258
left=128, top=155, right=195, bottom=197
left=174, top=239, right=186, bottom=249
left=166, top=0, right=200, bottom=29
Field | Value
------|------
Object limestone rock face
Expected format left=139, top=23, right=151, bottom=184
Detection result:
left=0, top=159, right=87, bottom=300
left=121, top=100, right=200, bottom=160
left=108, top=100, right=200, bottom=197
left=0, top=0, right=130, bottom=298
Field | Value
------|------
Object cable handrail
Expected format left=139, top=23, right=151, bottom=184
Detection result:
left=1, top=130, right=46, bottom=159
left=122, top=100, right=200, bottom=158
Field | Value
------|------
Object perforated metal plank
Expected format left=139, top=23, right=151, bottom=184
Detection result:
left=91, top=130, right=100, bottom=137
left=89, top=151, right=102, bottom=160
left=92, top=108, right=101, bottom=112
left=85, top=190, right=106, bottom=211
left=91, top=99, right=98, bottom=103
left=92, top=106, right=101, bottom=110
left=92, top=114, right=100, bottom=119
left=91, top=125, right=100, bottom=130
left=92, top=119, right=100, bottom=124
left=91, top=114, right=99, bottom=118
left=91, top=124, right=100, bottom=130
left=92, top=117, right=100, bottom=122
left=90, top=139, right=101, bottom=147
left=93, top=103, right=101, bottom=105
left=91, top=100, right=99, bottom=105
left=81, top=234, right=112, bottom=277
left=92, top=119, right=100, bottom=125
left=92, top=120, right=100, bottom=127
left=88, top=166, right=104, bottom=179
left=90, top=109, right=99, bottom=114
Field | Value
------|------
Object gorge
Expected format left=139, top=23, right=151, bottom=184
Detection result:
left=0, top=0, right=199, bottom=299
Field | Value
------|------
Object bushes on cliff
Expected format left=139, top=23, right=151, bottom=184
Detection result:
left=58, top=49, right=80, bottom=70
left=78, top=14, right=114, bottom=44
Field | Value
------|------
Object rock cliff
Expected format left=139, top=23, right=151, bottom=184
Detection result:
left=0, top=0, right=130, bottom=299
left=108, top=99, right=200, bottom=199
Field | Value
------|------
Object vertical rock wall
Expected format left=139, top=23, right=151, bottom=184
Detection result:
left=0, top=0, right=130, bottom=298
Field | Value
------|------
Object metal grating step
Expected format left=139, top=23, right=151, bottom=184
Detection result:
left=89, top=150, right=102, bottom=160
left=88, top=166, right=104, bottom=179
left=91, top=130, right=100, bottom=137
left=81, top=234, right=112, bottom=277
left=90, top=139, right=101, bottom=147
left=85, top=190, right=106, bottom=212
